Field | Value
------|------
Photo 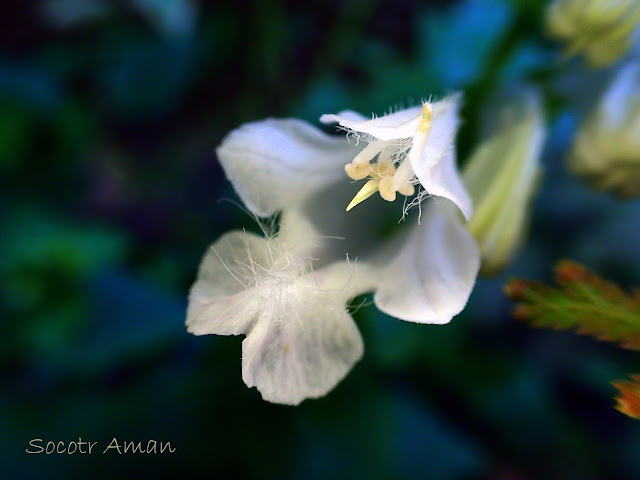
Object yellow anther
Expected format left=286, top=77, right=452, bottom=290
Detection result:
left=346, top=179, right=381, bottom=211
left=367, top=161, right=395, bottom=180
left=419, top=104, right=432, bottom=134
left=344, top=142, right=418, bottom=210
left=398, top=182, right=415, bottom=196
left=345, top=162, right=370, bottom=180
left=378, top=176, right=397, bottom=202
left=375, top=159, right=396, bottom=177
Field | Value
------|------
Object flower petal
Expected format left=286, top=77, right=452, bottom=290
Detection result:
left=187, top=224, right=365, bottom=405
left=320, top=109, right=368, bottom=124
left=217, top=118, right=359, bottom=217
left=421, top=94, right=462, bottom=165
left=415, top=148, right=473, bottom=221
left=320, top=106, right=423, bottom=141
left=241, top=263, right=364, bottom=405
left=295, top=177, right=404, bottom=263
left=186, top=230, right=270, bottom=336
left=404, top=94, right=471, bottom=220
left=373, top=200, right=480, bottom=324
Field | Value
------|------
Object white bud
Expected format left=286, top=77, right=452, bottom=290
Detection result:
left=463, top=88, right=545, bottom=275
left=570, top=60, right=640, bottom=197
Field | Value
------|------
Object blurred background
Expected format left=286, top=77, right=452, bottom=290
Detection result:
left=2, top=0, right=640, bottom=478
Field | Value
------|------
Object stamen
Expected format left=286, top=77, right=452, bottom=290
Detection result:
left=342, top=107, right=431, bottom=210
left=346, top=179, right=381, bottom=211
left=352, top=140, right=387, bottom=165
left=377, top=149, right=394, bottom=172
left=391, top=157, right=416, bottom=190
left=345, top=162, right=370, bottom=180
left=371, top=161, right=396, bottom=178
left=378, top=177, right=396, bottom=202
left=398, top=182, right=415, bottom=196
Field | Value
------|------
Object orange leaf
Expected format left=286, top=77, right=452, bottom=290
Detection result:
left=612, top=375, right=640, bottom=420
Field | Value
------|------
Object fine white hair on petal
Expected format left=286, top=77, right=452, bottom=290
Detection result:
left=405, top=95, right=473, bottom=221
left=320, top=94, right=461, bottom=143
left=186, top=230, right=269, bottom=336
left=320, top=105, right=424, bottom=141
left=321, top=94, right=472, bottom=220
left=241, top=266, right=364, bottom=405
left=320, top=110, right=368, bottom=125
left=186, top=223, right=365, bottom=405
left=419, top=94, right=462, bottom=164
left=191, top=96, right=482, bottom=404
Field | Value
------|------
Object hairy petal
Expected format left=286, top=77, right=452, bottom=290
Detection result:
left=241, top=263, right=364, bottom=405
left=187, top=231, right=270, bottom=336
left=409, top=95, right=472, bottom=220
left=421, top=94, right=462, bottom=165
left=320, top=109, right=368, bottom=124
left=320, top=106, right=423, bottom=140
left=186, top=226, right=365, bottom=405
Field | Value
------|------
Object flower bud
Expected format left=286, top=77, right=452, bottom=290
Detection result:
left=546, top=0, right=640, bottom=67
left=569, top=60, right=640, bottom=198
left=463, top=89, right=545, bottom=275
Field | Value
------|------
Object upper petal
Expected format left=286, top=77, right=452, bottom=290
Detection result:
left=320, top=106, right=424, bottom=141
left=373, top=199, right=480, bottom=324
left=320, top=109, right=368, bottom=124
left=406, top=95, right=472, bottom=219
left=217, top=118, right=359, bottom=217
left=241, top=262, right=364, bottom=405
left=420, top=94, right=462, bottom=166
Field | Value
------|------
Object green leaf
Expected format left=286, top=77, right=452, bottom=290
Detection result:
left=504, top=260, right=640, bottom=349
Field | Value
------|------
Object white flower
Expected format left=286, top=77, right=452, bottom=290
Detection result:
left=187, top=213, right=365, bottom=405
left=569, top=59, right=640, bottom=197
left=187, top=104, right=480, bottom=405
left=320, top=94, right=473, bottom=220
left=463, top=88, right=546, bottom=274
left=546, top=0, right=640, bottom=67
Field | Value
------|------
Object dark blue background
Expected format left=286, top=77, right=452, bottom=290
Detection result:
left=2, top=0, right=640, bottom=478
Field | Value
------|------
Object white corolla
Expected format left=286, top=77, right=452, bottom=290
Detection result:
left=320, top=93, right=472, bottom=220
left=186, top=95, right=480, bottom=405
